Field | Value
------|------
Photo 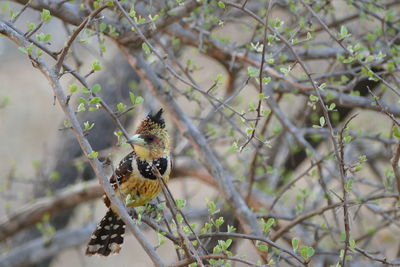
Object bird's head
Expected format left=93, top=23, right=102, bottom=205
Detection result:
left=127, top=108, right=170, bottom=161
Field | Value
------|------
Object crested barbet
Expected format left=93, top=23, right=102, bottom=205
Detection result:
left=86, top=108, right=171, bottom=256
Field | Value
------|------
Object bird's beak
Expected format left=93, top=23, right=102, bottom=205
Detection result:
left=126, top=134, right=146, bottom=146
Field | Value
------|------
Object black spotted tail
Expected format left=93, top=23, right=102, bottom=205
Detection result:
left=86, top=209, right=126, bottom=256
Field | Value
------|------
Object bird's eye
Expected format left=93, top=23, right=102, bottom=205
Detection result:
left=144, top=136, right=155, bottom=143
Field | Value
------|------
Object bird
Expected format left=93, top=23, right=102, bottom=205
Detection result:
left=85, top=108, right=171, bottom=256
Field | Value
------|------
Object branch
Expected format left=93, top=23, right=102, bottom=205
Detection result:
left=275, top=86, right=400, bottom=117
left=192, top=232, right=305, bottom=264
left=0, top=224, right=96, bottom=267
left=11, top=0, right=199, bottom=50
left=169, top=254, right=258, bottom=267
left=12, top=0, right=84, bottom=25
left=55, top=4, right=108, bottom=72
left=0, top=180, right=101, bottom=242
left=270, top=193, right=398, bottom=242
left=391, top=144, right=400, bottom=196
left=299, top=0, right=400, bottom=97
left=355, top=246, right=400, bottom=266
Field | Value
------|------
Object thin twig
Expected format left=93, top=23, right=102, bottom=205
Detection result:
left=55, top=4, right=108, bottom=72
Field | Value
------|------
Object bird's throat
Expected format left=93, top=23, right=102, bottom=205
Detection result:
left=133, top=145, right=151, bottom=161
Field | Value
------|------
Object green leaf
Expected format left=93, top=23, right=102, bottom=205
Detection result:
left=50, top=171, right=60, bottom=181
left=228, top=141, right=239, bottom=153
left=213, top=244, right=221, bottom=254
left=91, top=61, right=102, bottom=71
left=215, top=73, right=223, bottom=83
left=129, top=92, right=135, bottom=105
left=27, top=22, right=35, bottom=31
left=18, top=43, right=34, bottom=55
left=84, top=121, right=95, bottom=131
left=26, top=43, right=33, bottom=55
left=227, top=225, right=236, bottom=233
left=88, top=151, right=98, bottom=159
left=225, top=239, right=232, bottom=249
left=136, top=16, right=146, bottom=24
left=214, top=216, right=224, bottom=227
left=207, top=200, right=220, bottom=215
left=129, top=6, right=136, bottom=18
left=78, top=97, right=87, bottom=104
left=354, top=164, right=362, bottom=172
left=100, top=44, right=106, bottom=53
left=41, top=9, right=52, bottom=22
left=77, top=103, right=86, bottom=112
left=99, top=23, right=107, bottom=32
left=292, top=237, right=299, bottom=252
left=125, top=193, right=136, bottom=205
left=262, top=76, right=271, bottom=84
left=246, top=127, right=254, bottom=135
left=135, top=96, right=144, bottom=105
left=89, top=97, right=101, bottom=105
left=340, top=232, right=346, bottom=242
left=344, top=179, right=353, bottom=192
left=393, top=126, right=400, bottom=139
left=339, top=25, right=349, bottom=39
left=218, top=1, right=225, bottom=8
left=261, top=218, right=275, bottom=233
left=114, top=130, right=123, bottom=137
left=142, top=42, right=151, bottom=54
left=91, top=84, right=102, bottom=93
left=365, top=55, right=374, bottom=63
left=263, top=109, right=271, bottom=116
left=266, top=57, right=274, bottom=64
left=319, top=116, right=325, bottom=127
left=200, top=222, right=211, bottom=234
left=309, top=95, right=318, bottom=102
left=18, top=46, right=27, bottom=54
left=256, top=241, right=268, bottom=252
left=36, top=33, right=52, bottom=42
left=343, top=135, right=352, bottom=143
left=117, top=103, right=126, bottom=112
left=175, top=199, right=186, bottom=210
left=279, top=67, right=290, bottom=76
left=69, top=84, right=78, bottom=93
left=247, top=66, right=260, bottom=77
left=299, top=246, right=315, bottom=260
left=149, top=14, right=159, bottom=22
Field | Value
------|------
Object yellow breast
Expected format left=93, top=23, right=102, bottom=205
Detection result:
left=111, top=172, right=170, bottom=214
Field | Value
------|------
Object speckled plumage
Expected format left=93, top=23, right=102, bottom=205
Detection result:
left=86, top=109, right=171, bottom=256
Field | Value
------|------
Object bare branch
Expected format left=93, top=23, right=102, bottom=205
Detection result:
left=0, top=180, right=101, bottom=242
left=0, top=224, right=96, bottom=267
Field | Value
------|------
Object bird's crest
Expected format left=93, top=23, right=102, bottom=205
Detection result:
left=147, top=108, right=165, bottom=128
left=137, top=108, right=165, bottom=133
